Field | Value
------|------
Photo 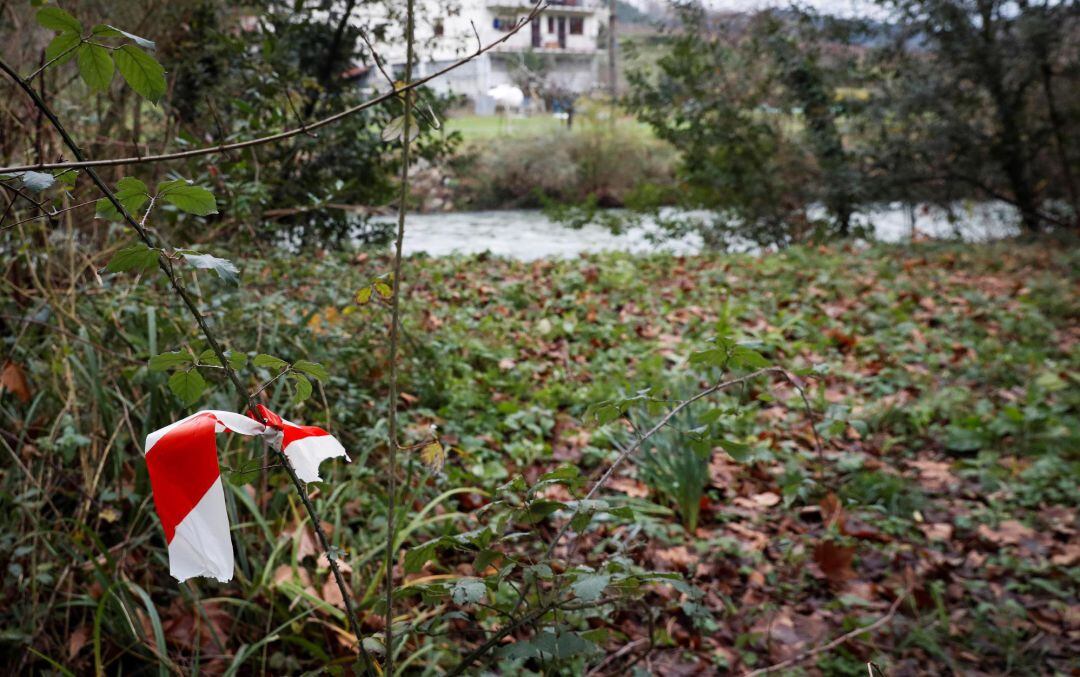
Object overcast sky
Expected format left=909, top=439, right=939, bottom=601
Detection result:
left=632, top=0, right=888, bottom=19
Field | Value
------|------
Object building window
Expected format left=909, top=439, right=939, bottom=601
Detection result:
left=493, top=16, right=515, bottom=32
left=434, top=19, right=444, bottom=37
left=547, top=16, right=554, bottom=33
left=569, top=17, right=584, bottom=35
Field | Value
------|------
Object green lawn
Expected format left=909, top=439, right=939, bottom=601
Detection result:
left=444, top=110, right=655, bottom=142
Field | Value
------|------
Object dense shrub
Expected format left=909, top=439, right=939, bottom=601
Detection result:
left=451, top=112, right=677, bottom=209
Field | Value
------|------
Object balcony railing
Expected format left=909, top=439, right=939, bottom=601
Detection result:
left=487, top=0, right=599, bottom=10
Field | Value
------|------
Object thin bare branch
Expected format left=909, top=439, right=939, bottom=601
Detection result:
left=384, top=0, right=416, bottom=670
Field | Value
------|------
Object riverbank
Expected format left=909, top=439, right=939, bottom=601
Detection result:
left=6, top=240, right=1077, bottom=673
left=369, top=203, right=1022, bottom=259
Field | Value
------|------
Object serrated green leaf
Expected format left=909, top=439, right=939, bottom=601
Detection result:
left=77, top=43, right=114, bottom=92
left=54, top=169, right=79, bottom=188
left=252, top=354, right=287, bottom=370
left=538, top=465, right=580, bottom=483
left=571, top=573, right=610, bottom=603
left=168, top=370, right=205, bottom=406
left=290, top=373, right=312, bottom=404
left=404, top=540, right=440, bottom=574
left=718, top=439, right=752, bottom=462
left=96, top=176, right=150, bottom=220
left=449, top=577, right=486, bottom=605
left=730, top=344, right=770, bottom=369
left=521, top=500, right=565, bottom=524
left=182, top=252, right=238, bottom=285
left=474, top=548, right=499, bottom=572
left=105, top=243, right=159, bottom=274
left=37, top=6, right=82, bottom=33
left=688, top=347, right=727, bottom=368
left=158, top=179, right=217, bottom=215
left=197, top=349, right=246, bottom=370
left=355, top=287, right=373, bottom=304
left=226, top=457, right=264, bottom=486
left=114, top=44, right=165, bottom=103
left=148, top=351, right=191, bottom=372
left=45, top=31, right=81, bottom=65
left=292, top=360, right=328, bottom=381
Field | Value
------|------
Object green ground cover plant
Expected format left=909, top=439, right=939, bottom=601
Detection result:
left=2, top=239, right=1076, bottom=673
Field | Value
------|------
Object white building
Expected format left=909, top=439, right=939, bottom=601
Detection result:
left=356, top=1, right=604, bottom=113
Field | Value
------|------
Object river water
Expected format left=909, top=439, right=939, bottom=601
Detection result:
left=375, top=202, right=1020, bottom=260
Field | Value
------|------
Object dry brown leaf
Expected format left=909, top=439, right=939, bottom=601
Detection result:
left=977, top=519, right=1036, bottom=546
left=813, top=540, right=856, bottom=584
left=921, top=523, right=954, bottom=542
left=294, top=525, right=318, bottom=561
left=322, top=575, right=345, bottom=609
left=0, top=361, right=30, bottom=403
left=751, top=491, right=781, bottom=507
left=315, top=552, right=353, bottom=574
left=68, top=624, right=90, bottom=659
left=653, top=545, right=696, bottom=571
left=820, top=492, right=844, bottom=528
left=609, top=476, right=649, bottom=498
left=420, top=440, right=446, bottom=472
left=1051, top=543, right=1080, bottom=567
left=909, top=459, right=957, bottom=492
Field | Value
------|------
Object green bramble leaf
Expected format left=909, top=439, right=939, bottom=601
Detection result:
left=157, top=179, right=217, bottom=216
left=404, top=539, right=441, bottom=574
left=54, top=170, right=79, bottom=188
left=45, top=31, right=81, bottom=65
left=113, top=44, right=166, bottom=103
left=96, top=176, right=149, bottom=220
left=168, top=370, right=205, bottom=406
left=77, top=43, right=114, bottom=92
left=227, top=457, right=263, bottom=486
left=449, top=577, right=486, bottom=605
left=571, top=573, right=610, bottom=603
left=181, top=252, right=239, bottom=285
left=148, top=351, right=192, bottom=372
left=729, top=344, right=770, bottom=369
left=105, top=243, right=159, bottom=274
left=355, top=287, right=373, bottom=304
left=198, top=349, right=247, bottom=370
left=290, top=372, right=312, bottom=404
left=718, top=439, right=752, bottom=462
left=36, top=6, right=82, bottom=33
left=253, top=354, right=287, bottom=370
left=292, top=360, right=329, bottom=381
left=689, top=347, right=727, bottom=368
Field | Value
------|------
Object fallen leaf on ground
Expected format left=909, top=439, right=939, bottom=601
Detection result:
left=0, top=361, right=30, bottom=403
left=977, top=519, right=1035, bottom=546
left=921, top=523, right=954, bottom=541
left=814, top=540, right=856, bottom=584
